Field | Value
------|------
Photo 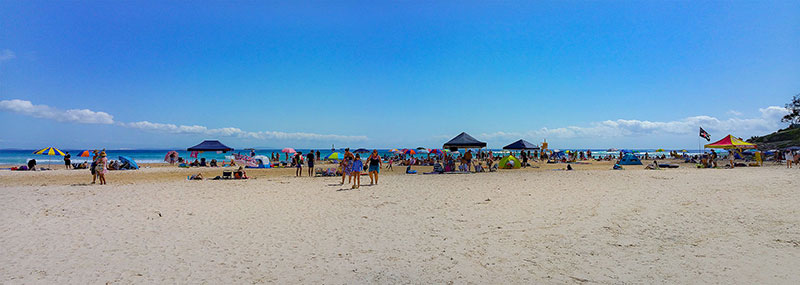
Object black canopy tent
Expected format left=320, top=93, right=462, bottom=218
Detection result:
left=187, top=140, right=234, bottom=152
left=443, top=132, right=487, bottom=151
left=503, top=139, right=540, bottom=150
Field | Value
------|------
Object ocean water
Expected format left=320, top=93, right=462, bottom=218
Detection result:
left=0, top=148, right=707, bottom=166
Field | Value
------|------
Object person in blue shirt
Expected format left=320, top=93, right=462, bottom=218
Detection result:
left=351, top=154, right=364, bottom=189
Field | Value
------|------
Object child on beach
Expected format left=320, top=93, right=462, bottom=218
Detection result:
left=351, top=154, right=363, bottom=189
left=340, top=157, right=352, bottom=185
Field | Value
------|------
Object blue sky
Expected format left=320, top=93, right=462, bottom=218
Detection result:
left=1, top=1, right=798, bottom=149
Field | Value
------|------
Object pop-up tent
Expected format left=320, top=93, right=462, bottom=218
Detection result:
left=619, top=153, right=642, bottom=165
left=187, top=140, right=234, bottom=152
left=499, top=155, right=521, bottom=169
left=443, top=132, right=487, bottom=151
left=704, top=135, right=757, bottom=149
left=503, top=139, right=540, bottom=150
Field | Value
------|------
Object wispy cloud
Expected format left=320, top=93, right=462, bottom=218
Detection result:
left=122, top=121, right=367, bottom=141
left=478, top=106, right=789, bottom=141
left=0, top=99, right=367, bottom=142
left=0, top=49, right=15, bottom=62
left=0, top=99, right=114, bottom=124
left=727, top=110, right=743, bottom=116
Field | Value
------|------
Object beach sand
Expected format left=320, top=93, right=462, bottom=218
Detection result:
left=1, top=164, right=798, bottom=283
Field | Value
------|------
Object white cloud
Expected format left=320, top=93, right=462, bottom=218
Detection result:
left=0, top=99, right=114, bottom=124
left=0, top=99, right=368, bottom=142
left=727, top=110, right=743, bottom=116
left=122, top=121, right=367, bottom=142
left=0, top=49, right=15, bottom=62
left=478, top=106, right=790, bottom=141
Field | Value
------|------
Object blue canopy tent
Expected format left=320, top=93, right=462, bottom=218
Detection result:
left=503, top=139, right=540, bottom=150
left=443, top=132, right=487, bottom=151
left=619, top=153, right=642, bottom=165
left=187, top=140, right=233, bottom=152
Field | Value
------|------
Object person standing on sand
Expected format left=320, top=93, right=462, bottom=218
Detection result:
left=343, top=148, right=355, bottom=183
left=340, top=156, right=352, bottom=185
left=316, top=150, right=320, bottom=161
left=464, top=150, right=473, bottom=171
left=97, top=151, right=108, bottom=185
left=294, top=152, right=303, bottom=176
left=786, top=150, right=793, bottom=168
left=64, top=152, right=71, bottom=169
left=307, top=150, right=315, bottom=176
left=351, top=153, right=363, bottom=189
left=90, top=150, right=99, bottom=184
left=367, top=149, right=381, bottom=185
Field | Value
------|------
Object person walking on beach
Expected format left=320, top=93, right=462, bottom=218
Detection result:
left=340, top=156, right=352, bottom=185
left=786, top=150, right=793, bottom=168
left=464, top=150, right=473, bottom=171
left=343, top=148, right=355, bottom=183
left=351, top=154, right=363, bottom=189
left=90, top=150, right=99, bottom=184
left=294, top=152, right=303, bottom=176
left=64, top=152, right=71, bottom=169
left=316, top=150, right=320, bottom=161
left=307, top=150, right=315, bottom=176
left=96, top=151, right=108, bottom=185
left=367, top=149, right=381, bottom=185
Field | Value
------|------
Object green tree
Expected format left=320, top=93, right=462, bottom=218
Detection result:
left=782, top=94, right=800, bottom=125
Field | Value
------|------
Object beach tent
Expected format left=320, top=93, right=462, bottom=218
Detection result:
left=187, top=140, right=233, bottom=152
left=704, top=135, right=757, bottom=149
left=503, top=139, right=540, bottom=150
left=443, top=132, right=487, bottom=151
left=619, top=153, right=642, bottom=165
left=252, top=155, right=271, bottom=168
left=118, top=156, right=139, bottom=170
left=499, top=155, right=521, bottom=169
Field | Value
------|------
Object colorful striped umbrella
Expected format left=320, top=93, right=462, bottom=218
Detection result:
left=33, top=147, right=65, bottom=156
left=390, top=148, right=401, bottom=153
left=326, top=152, right=342, bottom=160
left=78, top=150, right=91, bottom=157
left=428, top=149, right=444, bottom=155
left=402, top=149, right=416, bottom=155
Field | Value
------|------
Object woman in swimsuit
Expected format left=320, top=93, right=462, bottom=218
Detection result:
left=367, top=150, right=381, bottom=185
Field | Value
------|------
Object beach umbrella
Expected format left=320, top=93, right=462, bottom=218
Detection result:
left=281, top=148, right=296, bottom=153
left=326, top=152, right=342, bottom=160
left=403, top=149, right=416, bottom=155
left=390, top=148, right=401, bottom=153
left=656, top=149, right=665, bottom=152
left=680, top=149, right=688, bottom=153
left=78, top=150, right=91, bottom=157
left=428, top=149, right=444, bottom=155
left=33, top=147, right=65, bottom=168
left=354, top=148, right=370, bottom=153
left=34, top=147, right=65, bottom=156
left=416, top=148, right=429, bottom=154
left=416, top=147, right=427, bottom=150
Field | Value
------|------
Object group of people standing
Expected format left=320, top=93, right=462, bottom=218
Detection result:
left=338, top=148, right=382, bottom=189
left=87, top=150, right=108, bottom=185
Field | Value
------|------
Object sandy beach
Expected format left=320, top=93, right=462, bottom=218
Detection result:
left=1, top=164, right=798, bottom=284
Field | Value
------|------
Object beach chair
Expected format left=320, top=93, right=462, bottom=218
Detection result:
left=222, top=171, right=232, bottom=179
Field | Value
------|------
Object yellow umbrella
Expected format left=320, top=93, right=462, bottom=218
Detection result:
left=33, top=147, right=65, bottom=156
